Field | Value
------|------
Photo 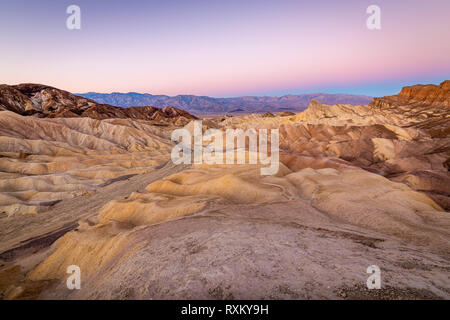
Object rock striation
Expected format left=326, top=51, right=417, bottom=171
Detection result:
left=0, top=81, right=449, bottom=300
left=0, top=83, right=196, bottom=123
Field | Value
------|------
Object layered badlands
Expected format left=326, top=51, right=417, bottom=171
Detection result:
left=0, top=81, right=449, bottom=299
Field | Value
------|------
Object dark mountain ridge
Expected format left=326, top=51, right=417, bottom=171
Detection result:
left=0, top=83, right=197, bottom=123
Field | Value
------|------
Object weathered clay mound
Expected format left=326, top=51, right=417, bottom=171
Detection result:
left=248, top=83, right=449, bottom=210
left=210, top=113, right=450, bottom=209
left=21, top=165, right=449, bottom=299
left=0, top=111, right=173, bottom=215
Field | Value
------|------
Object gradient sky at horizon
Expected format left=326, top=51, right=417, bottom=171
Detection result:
left=1, top=0, right=449, bottom=97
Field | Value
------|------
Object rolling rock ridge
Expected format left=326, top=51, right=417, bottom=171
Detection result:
left=0, top=81, right=449, bottom=300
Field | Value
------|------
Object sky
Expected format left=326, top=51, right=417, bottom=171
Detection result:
left=0, top=0, right=449, bottom=97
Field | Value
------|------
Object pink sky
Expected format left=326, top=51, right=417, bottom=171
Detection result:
left=0, top=0, right=449, bottom=96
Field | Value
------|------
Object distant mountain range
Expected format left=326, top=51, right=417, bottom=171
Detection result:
left=77, top=92, right=373, bottom=115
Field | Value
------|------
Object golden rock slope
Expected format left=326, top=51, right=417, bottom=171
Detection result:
left=21, top=165, right=450, bottom=299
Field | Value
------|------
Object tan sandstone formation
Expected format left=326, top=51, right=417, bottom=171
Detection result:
left=22, top=164, right=450, bottom=299
left=0, top=111, right=174, bottom=215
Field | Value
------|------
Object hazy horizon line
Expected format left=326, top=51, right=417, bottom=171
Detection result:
left=76, top=90, right=375, bottom=99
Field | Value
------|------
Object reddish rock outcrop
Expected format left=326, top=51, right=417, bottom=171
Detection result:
left=369, top=80, right=450, bottom=138
left=0, top=83, right=197, bottom=123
